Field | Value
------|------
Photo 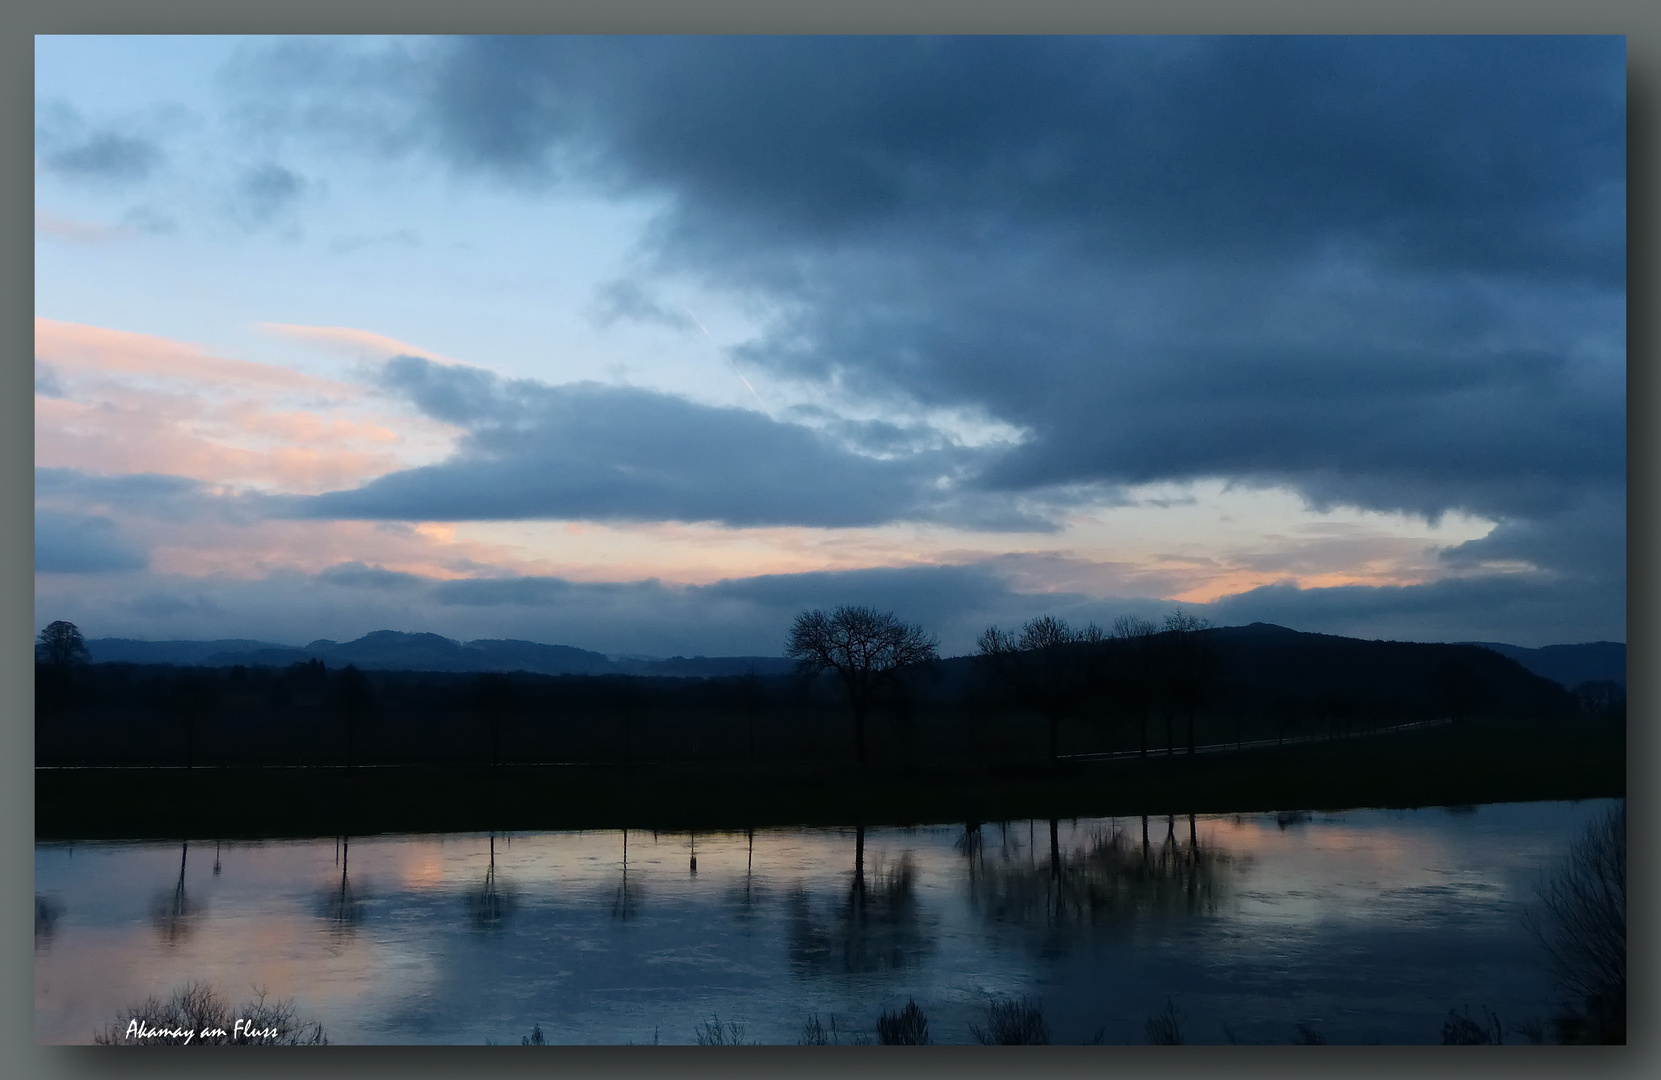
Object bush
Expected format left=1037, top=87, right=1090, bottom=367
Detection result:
left=94, top=982, right=326, bottom=1045
left=694, top=1015, right=755, bottom=1045
left=1531, top=801, right=1625, bottom=1043
left=1144, top=999, right=1183, bottom=1045
left=971, top=997, right=1049, bottom=1045
left=1440, top=1006, right=1501, bottom=1045
left=877, top=999, right=929, bottom=1045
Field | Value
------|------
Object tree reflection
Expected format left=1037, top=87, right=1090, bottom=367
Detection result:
left=967, top=815, right=1239, bottom=932
left=725, top=828, right=765, bottom=923
left=35, top=895, right=63, bottom=946
left=787, top=825, right=934, bottom=975
left=613, top=828, right=643, bottom=922
left=315, top=836, right=365, bottom=937
left=467, top=833, right=515, bottom=931
left=151, top=842, right=199, bottom=945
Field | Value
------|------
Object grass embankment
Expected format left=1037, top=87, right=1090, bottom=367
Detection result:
left=36, top=716, right=1622, bottom=841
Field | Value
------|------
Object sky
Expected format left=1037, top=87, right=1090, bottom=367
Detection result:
left=33, top=35, right=1626, bottom=656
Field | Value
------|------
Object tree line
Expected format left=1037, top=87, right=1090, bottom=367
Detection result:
left=35, top=610, right=1569, bottom=771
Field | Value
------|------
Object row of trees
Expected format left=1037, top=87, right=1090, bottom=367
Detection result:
left=785, top=605, right=1219, bottom=766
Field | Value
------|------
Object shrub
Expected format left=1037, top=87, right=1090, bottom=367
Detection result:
left=877, top=999, right=929, bottom=1045
left=971, top=997, right=1049, bottom=1045
left=694, top=1015, right=755, bottom=1045
left=1144, top=999, right=1184, bottom=1045
left=94, top=982, right=326, bottom=1045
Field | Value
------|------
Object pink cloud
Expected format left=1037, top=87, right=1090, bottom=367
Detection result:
left=255, top=322, right=472, bottom=367
left=36, top=317, right=360, bottom=397
left=35, top=319, right=463, bottom=493
left=34, top=211, right=130, bottom=243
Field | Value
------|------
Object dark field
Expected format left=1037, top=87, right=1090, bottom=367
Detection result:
left=37, top=713, right=1623, bottom=840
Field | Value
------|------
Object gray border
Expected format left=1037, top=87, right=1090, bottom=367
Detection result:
left=4, top=2, right=1653, bottom=1080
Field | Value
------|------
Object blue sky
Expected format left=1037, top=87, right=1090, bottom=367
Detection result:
left=34, top=36, right=1626, bottom=654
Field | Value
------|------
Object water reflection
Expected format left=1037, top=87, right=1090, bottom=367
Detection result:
left=613, top=828, right=643, bottom=922
left=968, top=814, right=1240, bottom=932
left=788, top=826, right=933, bottom=975
left=467, top=834, right=514, bottom=930
left=151, top=842, right=200, bottom=945
left=726, top=828, right=765, bottom=923
left=35, top=895, right=63, bottom=946
left=35, top=802, right=1613, bottom=1045
left=315, top=836, right=366, bottom=937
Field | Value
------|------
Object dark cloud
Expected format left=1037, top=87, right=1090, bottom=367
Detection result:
left=34, top=364, right=66, bottom=399
left=316, top=562, right=428, bottom=589
left=34, top=468, right=264, bottom=525
left=226, top=37, right=1624, bottom=574
left=1209, top=574, right=1624, bottom=650
left=235, top=162, right=306, bottom=224
left=234, top=36, right=1620, bottom=280
left=35, top=511, right=148, bottom=574
left=44, top=132, right=161, bottom=182
left=287, top=356, right=1006, bottom=529
left=35, top=100, right=164, bottom=184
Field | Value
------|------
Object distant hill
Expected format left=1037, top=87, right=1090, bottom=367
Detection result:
left=83, top=631, right=794, bottom=678
left=1467, top=641, right=1626, bottom=689
left=78, top=625, right=1616, bottom=698
left=83, top=638, right=286, bottom=666
left=910, top=622, right=1576, bottom=721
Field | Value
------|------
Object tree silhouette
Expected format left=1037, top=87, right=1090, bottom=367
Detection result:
left=1158, top=612, right=1216, bottom=755
left=168, top=673, right=217, bottom=769
left=470, top=673, right=518, bottom=767
left=36, top=620, right=89, bottom=667
left=786, top=606, right=938, bottom=766
left=1530, top=801, right=1625, bottom=1043
left=977, top=615, right=1102, bottom=764
left=1432, top=658, right=1488, bottom=721
left=333, top=665, right=373, bottom=770
left=1110, top=616, right=1160, bottom=757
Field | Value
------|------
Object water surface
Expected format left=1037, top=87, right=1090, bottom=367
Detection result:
left=34, top=799, right=1610, bottom=1044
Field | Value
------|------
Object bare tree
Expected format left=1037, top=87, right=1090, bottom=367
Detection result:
left=1111, top=616, right=1160, bottom=757
left=1531, top=801, right=1625, bottom=1043
left=977, top=615, right=1102, bottom=763
left=36, top=620, right=88, bottom=667
left=1159, top=611, right=1216, bottom=755
left=786, top=606, right=938, bottom=766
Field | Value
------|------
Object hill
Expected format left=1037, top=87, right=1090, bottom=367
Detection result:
left=84, top=630, right=795, bottom=678
left=1466, top=640, right=1626, bottom=689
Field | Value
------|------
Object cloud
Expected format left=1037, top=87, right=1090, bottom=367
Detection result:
left=1208, top=574, right=1624, bottom=649
left=224, top=37, right=1624, bottom=586
left=283, top=356, right=1003, bottom=529
left=234, top=162, right=307, bottom=224
left=255, top=322, right=468, bottom=366
left=586, top=279, right=697, bottom=331
left=34, top=320, right=457, bottom=494
left=317, top=561, right=428, bottom=589
left=35, top=510, right=149, bottom=574
left=34, top=363, right=66, bottom=399
left=46, top=133, right=160, bottom=182
left=36, top=317, right=356, bottom=396
left=35, top=98, right=170, bottom=186
left=34, top=211, right=131, bottom=242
